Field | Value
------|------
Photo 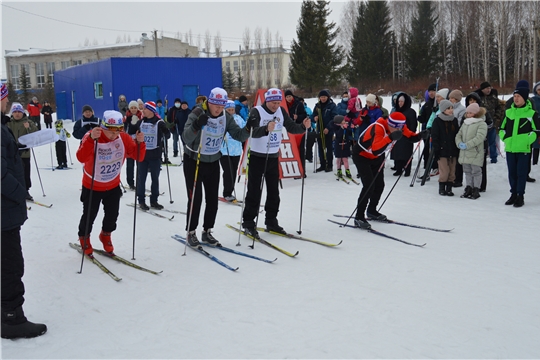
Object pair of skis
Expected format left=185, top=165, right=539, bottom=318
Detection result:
left=69, top=243, right=162, bottom=282
left=335, top=173, right=359, bottom=185
left=126, top=203, right=185, bottom=221
left=26, top=199, right=53, bottom=208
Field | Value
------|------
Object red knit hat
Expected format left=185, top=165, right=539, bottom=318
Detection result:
left=388, top=112, right=406, bottom=128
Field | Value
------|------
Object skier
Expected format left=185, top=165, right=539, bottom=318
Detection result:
left=76, top=110, right=146, bottom=255
left=54, top=119, right=71, bottom=169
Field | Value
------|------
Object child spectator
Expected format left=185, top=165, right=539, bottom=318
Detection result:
left=54, top=119, right=71, bottom=169
left=455, top=103, right=488, bottom=199
left=332, top=115, right=354, bottom=179
left=431, top=100, right=459, bottom=196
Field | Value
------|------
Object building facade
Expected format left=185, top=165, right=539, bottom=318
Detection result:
left=5, top=35, right=198, bottom=90
left=221, top=47, right=291, bottom=91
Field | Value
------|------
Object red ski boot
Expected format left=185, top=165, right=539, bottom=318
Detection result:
left=99, top=231, right=114, bottom=254
left=79, top=236, right=93, bottom=255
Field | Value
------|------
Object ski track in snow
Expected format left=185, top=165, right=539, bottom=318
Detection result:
left=3, top=96, right=539, bottom=359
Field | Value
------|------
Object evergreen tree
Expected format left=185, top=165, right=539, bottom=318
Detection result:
left=18, top=65, right=31, bottom=106
left=42, top=75, right=55, bottom=108
left=289, top=0, right=343, bottom=92
left=347, top=1, right=392, bottom=87
left=404, top=1, right=440, bottom=80
left=222, top=68, right=235, bottom=93
left=236, top=69, right=244, bottom=91
left=7, top=82, right=19, bottom=105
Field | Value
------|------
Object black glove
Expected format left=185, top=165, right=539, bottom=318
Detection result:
left=193, top=113, right=208, bottom=130
left=246, top=116, right=258, bottom=131
left=389, top=129, right=403, bottom=141
left=420, top=129, right=430, bottom=140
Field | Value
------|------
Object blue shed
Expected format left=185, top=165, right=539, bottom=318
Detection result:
left=54, top=57, right=222, bottom=121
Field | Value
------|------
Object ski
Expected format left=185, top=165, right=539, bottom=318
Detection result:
left=69, top=243, right=122, bottom=281
left=26, top=200, right=53, bottom=208
left=162, top=163, right=182, bottom=167
left=172, top=235, right=277, bottom=263
left=158, top=208, right=187, bottom=215
left=346, top=176, right=360, bottom=185
left=172, top=236, right=238, bottom=272
left=226, top=224, right=299, bottom=257
left=126, top=204, right=174, bottom=220
left=327, top=219, right=426, bottom=248
left=27, top=206, right=31, bottom=210
left=333, top=214, right=452, bottom=233
left=218, top=197, right=243, bottom=204
left=335, top=173, right=350, bottom=184
left=256, top=227, right=342, bottom=247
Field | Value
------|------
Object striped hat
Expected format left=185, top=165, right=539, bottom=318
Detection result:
left=208, top=87, right=228, bottom=106
left=265, top=88, right=282, bottom=102
left=144, top=101, right=157, bottom=114
left=387, top=112, right=406, bottom=129
left=1, top=83, right=7, bottom=100
left=10, top=102, right=24, bottom=113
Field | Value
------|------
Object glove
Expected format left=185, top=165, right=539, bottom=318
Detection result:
left=389, top=129, right=403, bottom=141
left=246, top=116, right=258, bottom=131
left=193, top=113, right=208, bottom=130
left=420, top=129, right=430, bottom=140
left=131, top=115, right=138, bottom=125
left=458, top=142, right=467, bottom=150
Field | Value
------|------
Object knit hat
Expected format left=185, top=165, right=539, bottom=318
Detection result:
left=366, top=94, right=377, bottom=104
left=0, top=83, right=7, bottom=100
left=82, top=104, right=93, bottom=113
left=174, top=98, right=181, bottom=103
left=101, top=110, right=124, bottom=129
left=208, top=87, right=228, bottom=106
left=333, top=115, right=345, bottom=124
left=480, top=81, right=491, bottom=90
left=513, top=79, right=530, bottom=101
left=284, top=90, right=294, bottom=97
left=265, top=88, right=282, bottom=102
left=428, top=83, right=437, bottom=92
left=516, top=80, right=530, bottom=89
left=439, top=100, right=453, bottom=113
left=144, top=101, right=157, bottom=114
left=465, top=103, right=480, bottom=115
left=128, top=100, right=138, bottom=109
left=449, top=90, right=463, bottom=102
left=181, top=101, right=188, bottom=106
left=318, top=89, right=331, bottom=98
left=436, top=88, right=449, bottom=100
left=238, top=95, right=248, bottom=103
left=10, top=102, right=24, bottom=113
left=387, top=112, right=406, bottom=129
left=225, top=100, right=235, bottom=110
left=156, top=99, right=162, bottom=105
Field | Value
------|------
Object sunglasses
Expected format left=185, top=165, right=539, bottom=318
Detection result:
left=103, top=126, right=124, bottom=133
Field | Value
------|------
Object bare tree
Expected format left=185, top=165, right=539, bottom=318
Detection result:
left=196, top=33, right=202, bottom=53
left=116, top=35, right=122, bottom=44
left=92, top=38, right=98, bottom=46
left=274, top=31, right=284, bottom=88
left=243, top=27, right=252, bottom=91
left=214, top=31, right=222, bottom=58
left=254, top=27, right=263, bottom=88
left=338, top=0, right=360, bottom=50
left=84, top=38, right=90, bottom=47
left=265, top=28, right=273, bottom=88
left=188, top=29, right=193, bottom=46
left=204, top=29, right=212, bottom=57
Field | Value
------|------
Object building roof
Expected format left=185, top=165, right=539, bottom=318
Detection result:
left=5, top=42, right=144, bottom=57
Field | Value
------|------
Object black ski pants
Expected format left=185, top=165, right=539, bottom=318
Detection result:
left=353, top=153, right=385, bottom=219
left=219, top=155, right=240, bottom=198
left=183, top=155, right=220, bottom=232
left=55, top=140, right=67, bottom=166
left=1, top=227, right=25, bottom=314
left=78, top=186, right=122, bottom=237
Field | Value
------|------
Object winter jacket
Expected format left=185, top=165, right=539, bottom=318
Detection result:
left=355, top=104, right=383, bottom=135
left=41, top=105, right=54, bottom=124
left=418, top=97, right=436, bottom=130
left=532, top=82, right=540, bottom=112
left=220, top=113, right=246, bottom=157
left=391, top=92, right=418, bottom=161
left=136, top=116, right=170, bottom=160
left=332, top=124, right=353, bottom=158
left=167, top=106, right=191, bottom=135
left=285, top=96, right=307, bottom=124
left=1, top=122, right=28, bottom=231
left=499, top=99, right=539, bottom=153
left=76, top=131, right=146, bottom=192
left=452, top=102, right=466, bottom=126
left=6, top=114, right=38, bottom=158
left=431, top=116, right=459, bottom=159
left=73, top=115, right=100, bottom=140
left=156, top=105, right=165, bottom=120
left=475, top=87, right=504, bottom=129
left=183, top=103, right=256, bottom=163
left=355, top=118, right=418, bottom=160
left=123, top=109, right=143, bottom=137
left=345, top=88, right=361, bottom=119
left=27, top=101, right=42, bottom=117
left=118, top=99, right=128, bottom=116
left=55, top=120, right=71, bottom=141
left=304, top=104, right=313, bottom=117
left=235, top=100, right=249, bottom=121
left=455, top=110, right=488, bottom=167
left=336, top=98, right=348, bottom=116
left=311, top=98, right=338, bottom=136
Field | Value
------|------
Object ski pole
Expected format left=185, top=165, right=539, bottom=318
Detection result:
left=224, top=136, right=238, bottom=201
left=343, top=142, right=396, bottom=227
left=31, top=148, right=46, bottom=197
left=410, top=142, right=424, bottom=187
left=249, top=127, right=273, bottom=250
left=183, top=128, right=205, bottom=256
left=78, top=138, right=99, bottom=274
left=163, top=135, right=174, bottom=204
left=119, top=181, right=127, bottom=193
left=237, top=129, right=253, bottom=246
left=132, top=140, right=140, bottom=260
left=66, top=137, right=73, bottom=165
left=49, top=143, right=54, bottom=171
left=380, top=140, right=421, bottom=211
left=313, top=136, right=318, bottom=173
left=297, top=126, right=308, bottom=235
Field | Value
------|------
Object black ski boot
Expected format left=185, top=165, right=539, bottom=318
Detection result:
left=354, top=218, right=372, bottom=230
left=1, top=307, right=47, bottom=339
left=445, top=182, right=454, bottom=196
left=265, top=218, right=286, bottom=235
left=366, top=209, right=387, bottom=221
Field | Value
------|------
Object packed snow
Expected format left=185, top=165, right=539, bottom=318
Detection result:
left=2, top=96, right=539, bottom=359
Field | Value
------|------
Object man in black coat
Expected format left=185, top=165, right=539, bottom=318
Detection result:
left=1, top=83, right=47, bottom=339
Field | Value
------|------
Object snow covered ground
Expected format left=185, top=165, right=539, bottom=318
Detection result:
left=2, top=97, right=539, bottom=359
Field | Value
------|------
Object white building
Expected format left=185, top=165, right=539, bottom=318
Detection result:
left=5, top=35, right=198, bottom=90
left=221, top=47, right=291, bottom=91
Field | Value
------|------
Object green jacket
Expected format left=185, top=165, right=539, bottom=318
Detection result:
left=499, top=100, right=539, bottom=153
left=6, top=114, right=38, bottom=158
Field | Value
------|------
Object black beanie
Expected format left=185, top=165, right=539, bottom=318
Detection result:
left=181, top=101, right=188, bottom=106
left=318, top=89, right=331, bottom=98
left=284, top=90, right=294, bottom=97
left=174, top=98, right=181, bottom=103
left=239, top=95, right=248, bottom=103
left=333, top=115, right=345, bottom=124
left=428, top=84, right=437, bottom=92
left=480, top=81, right=491, bottom=90
left=82, top=104, right=93, bottom=113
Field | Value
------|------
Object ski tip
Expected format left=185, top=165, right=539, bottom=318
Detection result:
left=169, top=215, right=175, bottom=221
left=292, top=251, right=299, bottom=257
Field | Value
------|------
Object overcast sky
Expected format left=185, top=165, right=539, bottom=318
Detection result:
left=1, top=0, right=346, bottom=79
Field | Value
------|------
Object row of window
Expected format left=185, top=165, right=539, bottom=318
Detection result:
left=225, top=57, right=281, bottom=73
left=9, top=60, right=84, bottom=89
